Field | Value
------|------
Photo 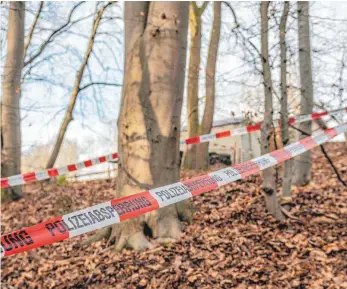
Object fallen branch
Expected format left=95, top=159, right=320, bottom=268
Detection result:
left=289, top=124, right=346, bottom=186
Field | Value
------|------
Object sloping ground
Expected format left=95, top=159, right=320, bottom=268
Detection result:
left=1, top=143, right=347, bottom=289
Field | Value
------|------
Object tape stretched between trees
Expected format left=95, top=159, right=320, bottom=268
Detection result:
left=0, top=153, right=118, bottom=189
left=1, top=107, right=346, bottom=189
left=1, top=123, right=346, bottom=258
left=180, top=107, right=347, bottom=145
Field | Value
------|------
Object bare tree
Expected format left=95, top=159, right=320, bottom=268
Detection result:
left=1, top=2, right=25, bottom=201
left=279, top=2, right=292, bottom=206
left=182, top=1, right=208, bottom=170
left=105, top=2, right=189, bottom=250
left=196, top=2, right=221, bottom=171
left=293, top=1, right=314, bottom=186
left=260, top=1, right=284, bottom=221
left=45, top=2, right=114, bottom=169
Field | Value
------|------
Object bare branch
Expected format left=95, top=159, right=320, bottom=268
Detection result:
left=24, top=1, right=86, bottom=67
left=79, top=82, right=122, bottom=92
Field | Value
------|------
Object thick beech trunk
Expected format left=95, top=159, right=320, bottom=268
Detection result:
left=109, top=2, right=189, bottom=250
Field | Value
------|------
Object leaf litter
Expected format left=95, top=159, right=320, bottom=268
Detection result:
left=1, top=143, right=347, bottom=289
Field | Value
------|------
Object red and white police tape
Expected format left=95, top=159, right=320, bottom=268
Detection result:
left=1, top=107, right=346, bottom=189
left=1, top=153, right=118, bottom=189
left=1, top=122, right=346, bottom=258
left=180, top=107, right=347, bottom=145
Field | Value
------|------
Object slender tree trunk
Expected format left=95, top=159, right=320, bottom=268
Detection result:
left=45, top=4, right=111, bottom=169
left=260, top=2, right=284, bottom=221
left=108, top=2, right=189, bottom=251
left=293, top=1, right=314, bottom=186
left=279, top=2, right=292, bottom=206
left=23, top=1, right=43, bottom=61
left=1, top=2, right=25, bottom=201
left=196, top=2, right=221, bottom=171
left=183, top=2, right=208, bottom=170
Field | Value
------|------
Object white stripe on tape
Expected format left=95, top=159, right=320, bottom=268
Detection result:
left=91, top=158, right=100, bottom=165
left=200, top=133, right=216, bottom=143
left=62, top=201, right=120, bottom=238
left=335, top=124, right=347, bottom=135
left=106, top=154, right=114, bottom=162
left=8, top=175, right=24, bottom=186
left=285, top=143, right=307, bottom=157
left=149, top=182, right=192, bottom=208
left=312, top=129, right=324, bottom=136
left=295, top=114, right=312, bottom=123
left=57, top=166, right=69, bottom=175
left=208, top=167, right=241, bottom=187
left=252, top=154, right=278, bottom=170
left=35, top=170, right=50, bottom=181
left=312, top=133, right=329, bottom=145
left=232, top=127, right=247, bottom=135
left=76, top=162, right=85, bottom=170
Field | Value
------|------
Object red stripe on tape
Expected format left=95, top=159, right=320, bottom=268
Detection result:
left=99, top=156, right=106, bottom=163
left=112, top=153, right=118, bottom=159
left=186, top=136, right=200, bottom=145
left=312, top=111, right=328, bottom=119
left=299, top=138, right=316, bottom=150
left=1, top=178, right=9, bottom=188
left=23, top=172, right=36, bottom=183
left=182, top=175, right=218, bottom=196
left=216, top=130, right=231, bottom=138
left=289, top=117, right=295, bottom=124
left=47, top=168, right=59, bottom=177
left=84, top=160, right=93, bottom=167
left=233, top=160, right=260, bottom=178
left=111, top=191, right=159, bottom=222
left=2, top=216, right=69, bottom=258
left=270, top=148, right=292, bottom=162
left=67, top=164, right=77, bottom=172
left=246, top=123, right=262, bottom=133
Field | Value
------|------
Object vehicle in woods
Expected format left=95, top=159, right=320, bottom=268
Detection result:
left=179, top=151, right=231, bottom=166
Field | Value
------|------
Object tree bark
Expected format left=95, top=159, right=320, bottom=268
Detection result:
left=279, top=2, right=292, bottom=207
left=196, top=2, right=221, bottom=171
left=110, top=2, right=189, bottom=250
left=1, top=2, right=25, bottom=201
left=260, top=1, right=284, bottom=221
left=293, top=1, right=314, bottom=186
left=45, top=3, right=111, bottom=169
left=182, top=2, right=208, bottom=170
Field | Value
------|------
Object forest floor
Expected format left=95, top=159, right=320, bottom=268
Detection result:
left=1, top=143, right=347, bottom=289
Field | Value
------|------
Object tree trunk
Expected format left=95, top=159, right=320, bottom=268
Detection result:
left=260, top=1, right=284, bottom=221
left=293, top=1, right=314, bottom=186
left=196, top=2, right=221, bottom=171
left=182, top=2, right=208, bottom=170
left=109, top=2, right=189, bottom=251
left=45, top=4, right=110, bottom=169
left=279, top=2, right=292, bottom=206
left=1, top=2, right=25, bottom=201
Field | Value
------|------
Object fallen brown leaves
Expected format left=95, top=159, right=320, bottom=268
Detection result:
left=1, top=143, right=347, bottom=289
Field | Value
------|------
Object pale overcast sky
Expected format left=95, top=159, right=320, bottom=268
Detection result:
left=1, top=1, right=347, bottom=169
